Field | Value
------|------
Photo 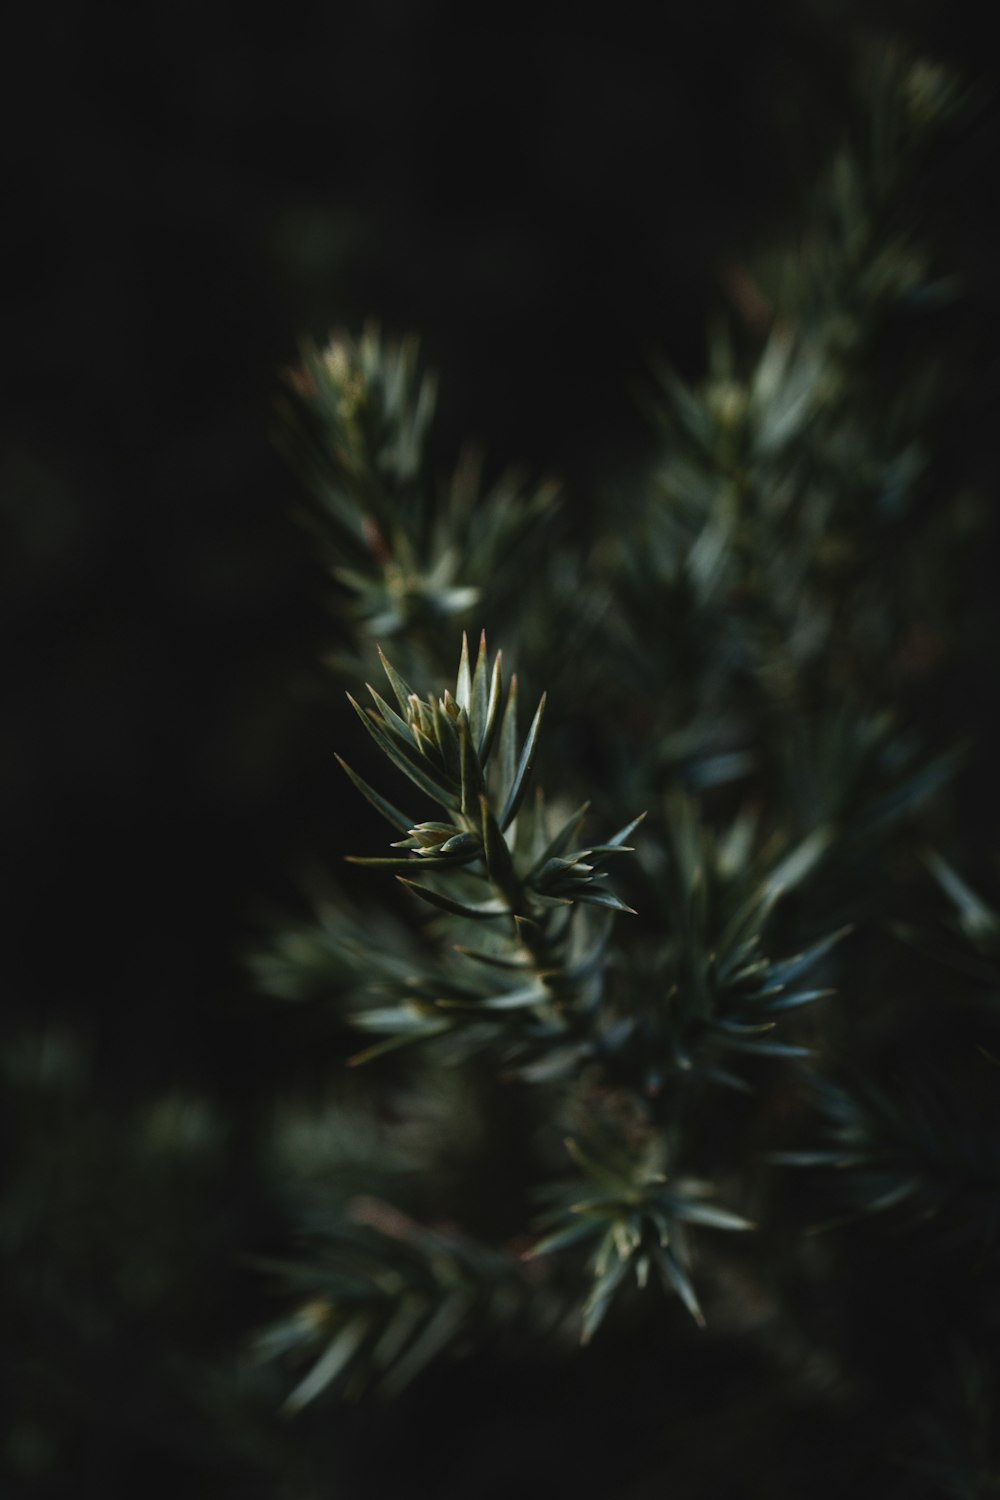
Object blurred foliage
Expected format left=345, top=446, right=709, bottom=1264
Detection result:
left=240, top=42, right=1000, bottom=1498
left=5, top=10, right=1000, bottom=1500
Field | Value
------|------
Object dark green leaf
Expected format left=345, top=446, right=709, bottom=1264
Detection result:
left=655, top=1246, right=704, bottom=1327
left=377, top=645, right=415, bottom=713
left=459, top=712, right=483, bottom=817
left=455, top=631, right=473, bottom=714
left=348, top=695, right=458, bottom=809
left=282, top=1313, right=371, bottom=1414
left=367, top=685, right=419, bottom=748
left=336, top=755, right=413, bottom=833
left=480, top=794, right=516, bottom=891
left=470, top=630, right=489, bottom=740
left=397, top=878, right=509, bottom=920
left=497, top=673, right=519, bottom=813
left=478, top=649, right=504, bottom=764
left=527, top=1220, right=600, bottom=1258
left=575, top=889, right=637, bottom=914
left=500, top=693, right=547, bottom=831
left=768, top=926, right=852, bottom=986
left=527, top=803, right=591, bottom=877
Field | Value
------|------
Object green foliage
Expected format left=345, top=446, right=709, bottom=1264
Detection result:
left=277, top=327, right=558, bottom=667
left=604, top=798, right=845, bottom=1099
left=245, top=44, right=999, bottom=1495
left=892, top=853, right=1000, bottom=1001
left=334, top=634, right=641, bottom=1071
left=529, top=1134, right=752, bottom=1338
left=255, top=1203, right=537, bottom=1410
left=773, top=1070, right=1000, bottom=1239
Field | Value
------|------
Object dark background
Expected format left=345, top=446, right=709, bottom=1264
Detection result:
left=2, top=1, right=864, bottom=1092
left=2, top=3, right=998, bottom=1494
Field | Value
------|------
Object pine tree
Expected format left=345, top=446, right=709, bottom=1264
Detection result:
left=249, top=47, right=1000, bottom=1496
